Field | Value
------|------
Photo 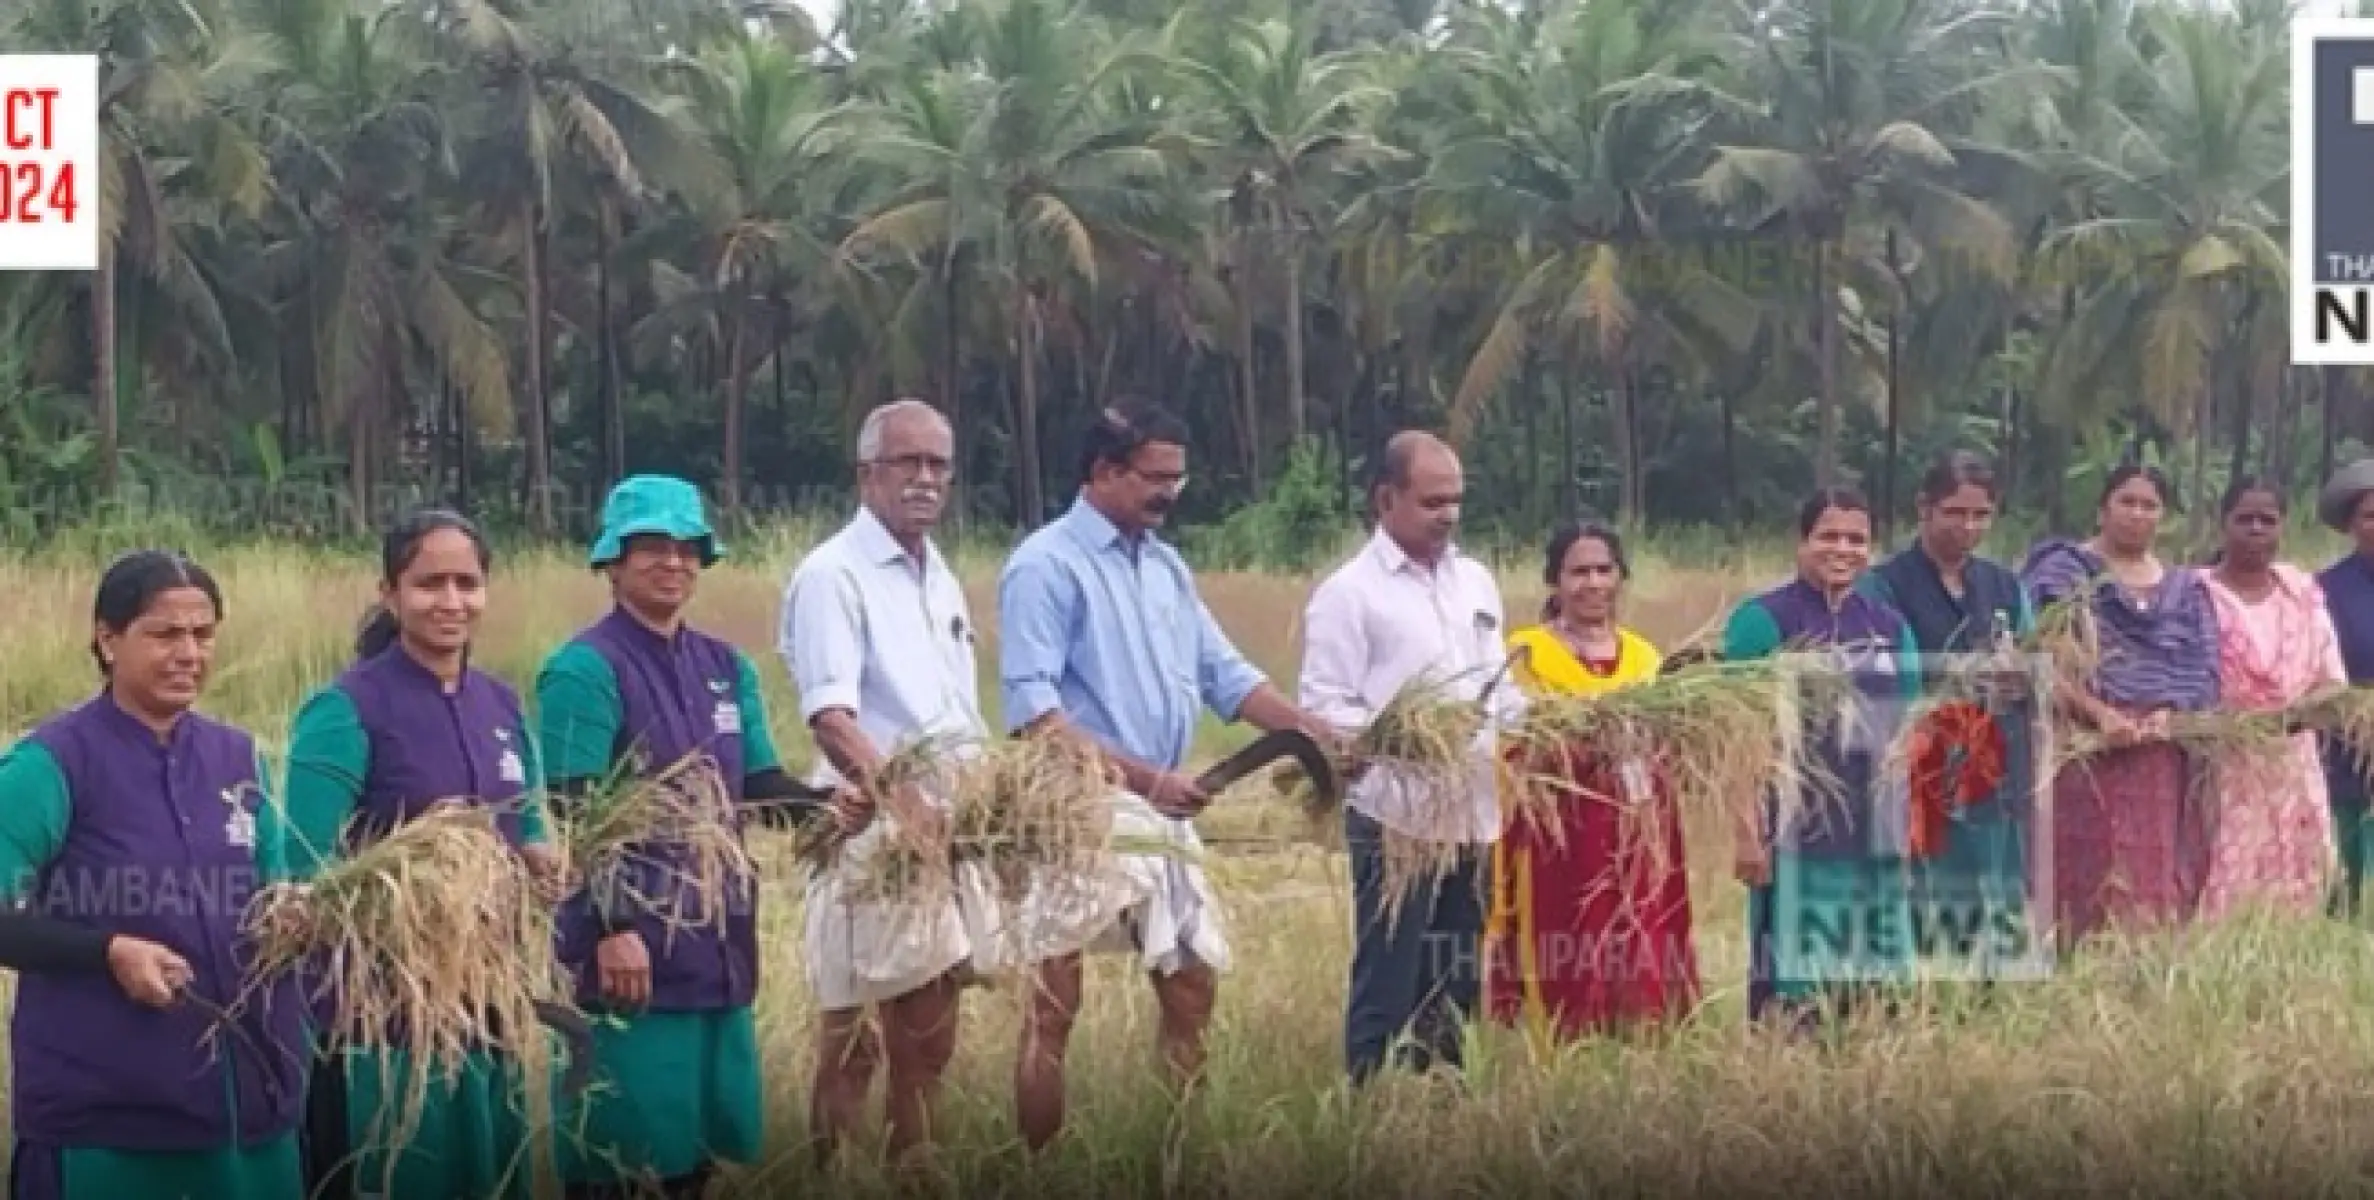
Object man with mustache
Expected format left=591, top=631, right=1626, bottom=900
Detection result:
left=780, top=398, right=984, bottom=1169
left=997, top=396, right=1338, bottom=1151
left=1299, top=431, right=1516, bottom=1084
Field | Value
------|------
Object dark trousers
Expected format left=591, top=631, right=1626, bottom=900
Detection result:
left=1343, top=808, right=1485, bottom=1085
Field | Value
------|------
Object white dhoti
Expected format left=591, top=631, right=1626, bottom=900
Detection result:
left=803, top=818, right=994, bottom=1012
left=969, top=791, right=1230, bottom=979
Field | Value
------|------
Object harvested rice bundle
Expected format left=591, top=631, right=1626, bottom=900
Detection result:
left=1271, top=671, right=1509, bottom=920
left=840, top=732, right=1132, bottom=907
left=2023, top=592, right=2103, bottom=686
left=1272, top=670, right=1494, bottom=823
left=1504, top=653, right=1851, bottom=865
left=555, top=750, right=755, bottom=949
left=2056, top=685, right=2374, bottom=772
left=239, top=803, right=562, bottom=1183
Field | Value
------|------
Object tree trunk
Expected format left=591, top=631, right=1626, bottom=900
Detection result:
left=1014, top=284, right=1046, bottom=525
left=521, top=202, right=555, bottom=537
left=347, top=383, right=371, bottom=536
left=1880, top=230, right=1903, bottom=546
left=1284, top=223, right=1308, bottom=447
left=2322, top=365, right=2346, bottom=489
left=1233, top=230, right=1261, bottom=489
left=722, top=284, right=748, bottom=518
left=1813, top=234, right=1841, bottom=487
left=1720, top=387, right=1741, bottom=530
left=598, top=205, right=625, bottom=491
left=1618, top=366, right=1645, bottom=523
left=93, top=245, right=119, bottom=497
left=1558, top=370, right=1576, bottom=517
left=942, top=259, right=966, bottom=532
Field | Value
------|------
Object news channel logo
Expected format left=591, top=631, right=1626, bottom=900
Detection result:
left=2294, top=18, right=2374, bottom=365
left=1764, top=647, right=2058, bottom=989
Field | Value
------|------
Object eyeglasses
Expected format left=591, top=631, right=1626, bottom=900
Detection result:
left=1128, top=464, right=1189, bottom=493
left=868, top=453, right=955, bottom=479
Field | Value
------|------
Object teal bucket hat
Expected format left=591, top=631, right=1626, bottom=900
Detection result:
left=589, top=474, right=724, bottom=568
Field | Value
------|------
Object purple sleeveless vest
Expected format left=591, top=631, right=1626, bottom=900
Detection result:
left=12, top=694, right=308, bottom=1152
left=1758, top=580, right=1915, bottom=861
left=335, top=646, right=535, bottom=853
left=554, top=608, right=757, bottom=1013
left=314, top=648, right=538, bottom=1041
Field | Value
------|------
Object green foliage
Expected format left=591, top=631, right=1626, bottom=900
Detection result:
left=0, top=0, right=2355, bottom=553
left=1184, top=437, right=1360, bottom=571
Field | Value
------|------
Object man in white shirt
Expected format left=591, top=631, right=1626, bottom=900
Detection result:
left=780, top=398, right=986, bottom=1166
left=1298, top=430, right=1515, bottom=1085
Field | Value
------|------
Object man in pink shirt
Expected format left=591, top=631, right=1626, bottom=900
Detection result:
left=1298, top=431, right=1516, bottom=1084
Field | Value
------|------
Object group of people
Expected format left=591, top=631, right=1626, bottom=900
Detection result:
left=1471, top=452, right=2374, bottom=1041
left=5, top=392, right=2374, bottom=1198
left=0, top=469, right=859, bottom=1200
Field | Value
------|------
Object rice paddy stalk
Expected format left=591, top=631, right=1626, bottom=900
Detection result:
left=556, top=749, right=756, bottom=953
left=831, top=733, right=1184, bottom=940
left=1267, top=671, right=1505, bottom=927
left=2056, top=685, right=2374, bottom=774
left=237, top=802, right=565, bottom=1199
left=1504, top=654, right=1851, bottom=875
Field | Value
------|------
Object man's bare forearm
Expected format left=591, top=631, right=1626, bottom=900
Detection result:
left=1236, top=682, right=1319, bottom=738
left=810, top=709, right=885, bottom=786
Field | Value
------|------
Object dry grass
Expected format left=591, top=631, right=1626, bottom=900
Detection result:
left=9, top=534, right=2374, bottom=1194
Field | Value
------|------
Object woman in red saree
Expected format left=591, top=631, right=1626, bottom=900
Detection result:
left=1485, top=521, right=1701, bottom=1043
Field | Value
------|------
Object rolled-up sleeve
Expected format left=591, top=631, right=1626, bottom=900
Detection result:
left=782, top=561, right=865, bottom=722
left=1296, top=572, right=1371, bottom=734
left=1194, top=594, right=1266, bottom=722
left=998, top=550, right=1073, bottom=733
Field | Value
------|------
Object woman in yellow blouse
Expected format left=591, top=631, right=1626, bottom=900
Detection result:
left=1486, top=521, right=1701, bottom=1042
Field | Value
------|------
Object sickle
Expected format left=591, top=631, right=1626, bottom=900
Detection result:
left=1194, top=728, right=1341, bottom=804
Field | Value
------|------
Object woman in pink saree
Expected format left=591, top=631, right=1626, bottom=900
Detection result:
left=2197, top=477, right=2348, bottom=919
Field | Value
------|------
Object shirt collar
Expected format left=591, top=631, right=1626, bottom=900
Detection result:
left=850, top=505, right=935, bottom=572
left=1368, top=527, right=1457, bottom=578
left=1064, top=491, right=1135, bottom=553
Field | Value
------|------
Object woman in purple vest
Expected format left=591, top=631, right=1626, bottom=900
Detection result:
left=1723, top=487, right=1922, bottom=1031
left=2315, top=458, right=2374, bottom=917
left=2019, top=464, right=2221, bottom=946
left=536, top=475, right=860, bottom=1200
left=280, top=509, right=563, bottom=1199
left=0, top=550, right=310, bottom=1199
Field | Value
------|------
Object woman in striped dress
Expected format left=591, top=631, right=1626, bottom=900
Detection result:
left=2019, top=464, right=2222, bottom=945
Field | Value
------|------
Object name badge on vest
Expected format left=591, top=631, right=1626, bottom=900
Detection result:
left=220, top=785, right=257, bottom=849
left=494, top=726, right=525, bottom=784
left=710, top=679, right=742, bottom=736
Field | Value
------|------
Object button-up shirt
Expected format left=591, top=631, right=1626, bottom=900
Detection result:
left=780, top=506, right=988, bottom=786
left=1298, top=529, right=1516, bottom=843
left=999, top=493, right=1266, bottom=772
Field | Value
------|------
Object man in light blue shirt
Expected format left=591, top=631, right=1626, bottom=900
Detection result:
left=999, top=397, right=1334, bottom=1151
